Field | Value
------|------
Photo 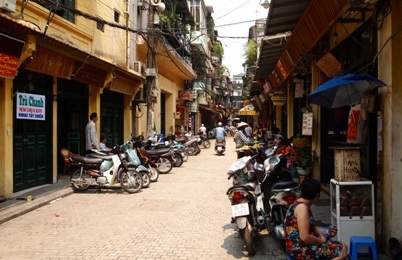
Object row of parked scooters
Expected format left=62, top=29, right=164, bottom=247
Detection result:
left=226, top=144, right=300, bottom=255
left=69, top=133, right=206, bottom=194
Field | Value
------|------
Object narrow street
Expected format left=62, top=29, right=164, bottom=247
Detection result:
left=0, top=138, right=286, bottom=260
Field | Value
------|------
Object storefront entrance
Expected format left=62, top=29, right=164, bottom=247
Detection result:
left=13, top=72, right=52, bottom=192
left=101, top=90, right=124, bottom=147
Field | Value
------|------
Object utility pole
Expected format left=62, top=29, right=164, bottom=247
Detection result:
left=146, top=3, right=156, bottom=137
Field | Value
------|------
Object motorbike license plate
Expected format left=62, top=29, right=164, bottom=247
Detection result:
left=231, top=203, right=249, bottom=217
left=217, top=147, right=222, bottom=151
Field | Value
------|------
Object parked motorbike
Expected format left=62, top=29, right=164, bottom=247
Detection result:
left=165, top=134, right=189, bottom=162
left=176, top=133, right=200, bottom=156
left=69, top=145, right=143, bottom=193
left=263, top=147, right=299, bottom=241
left=226, top=150, right=270, bottom=255
left=143, top=139, right=184, bottom=168
left=132, top=136, right=176, bottom=174
left=120, top=140, right=159, bottom=185
left=214, top=139, right=226, bottom=155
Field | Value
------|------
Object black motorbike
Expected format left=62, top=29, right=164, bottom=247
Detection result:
left=226, top=147, right=270, bottom=255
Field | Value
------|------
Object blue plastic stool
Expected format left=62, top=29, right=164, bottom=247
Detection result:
left=349, top=236, right=378, bottom=260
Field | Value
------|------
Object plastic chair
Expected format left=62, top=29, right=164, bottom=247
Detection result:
left=60, top=148, right=80, bottom=175
left=349, top=236, right=378, bottom=260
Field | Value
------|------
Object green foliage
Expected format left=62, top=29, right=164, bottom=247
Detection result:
left=243, top=40, right=257, bottom=67
left=212, top=44, right=224, bottom=58
left=159, top=0, right=181, bottom=28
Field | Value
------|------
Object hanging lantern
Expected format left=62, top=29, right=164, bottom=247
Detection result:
left=271, top=91, right=287, bottom=106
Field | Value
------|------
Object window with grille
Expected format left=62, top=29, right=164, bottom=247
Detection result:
left=39, top=0, right=75, bottom=23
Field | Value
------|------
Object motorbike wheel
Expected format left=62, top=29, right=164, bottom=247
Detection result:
left=187, top=145, right=197, bottom=156
left=70, top=169, right=90, bottom=192
left=140, top=171, right=151, bottom=188
left=155, top=157, right=173, bottom=174
left=202, top=140, right=211, bottom=149
left=172, top=152, right=183, bottom=167
left=194, top=145, right=201, bottom=155
left=120, top=170, right=143, bottom=194
left=181, top=149, right=189, bottom=162
left=243, top=222, right=256, bottom=256
left=148, top=166, right=159, bottom=182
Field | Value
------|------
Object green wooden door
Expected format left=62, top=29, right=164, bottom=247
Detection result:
left=101, top=90, right=124, bottom=147
left=13, top=72, right=52, bottom=192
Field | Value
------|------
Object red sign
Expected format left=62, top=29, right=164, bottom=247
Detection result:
left=0, top=33, right=24, bottom=79
left=0, top=53, right=19, bottom=79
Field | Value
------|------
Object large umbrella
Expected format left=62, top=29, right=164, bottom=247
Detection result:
left=309, top=73, right=386, bottom=108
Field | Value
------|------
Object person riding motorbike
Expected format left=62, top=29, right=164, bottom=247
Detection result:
left=199, top=124, right=207, bottom=138
left=214, top=122, right=226, bottom=142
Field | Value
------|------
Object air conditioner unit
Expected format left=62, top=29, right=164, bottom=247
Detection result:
left=133, top=61, right=145, bottom=75
left=0, top=0, right=16, bottom=12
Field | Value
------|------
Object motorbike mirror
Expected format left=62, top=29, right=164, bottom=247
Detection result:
left=265, top=148, right=276, bottom=157
left=267, top=156, right=280, bottom=171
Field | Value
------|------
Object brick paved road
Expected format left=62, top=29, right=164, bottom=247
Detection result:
left=0, top=138, right=286, bottom=260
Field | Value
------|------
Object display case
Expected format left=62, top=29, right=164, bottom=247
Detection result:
left=330, top=178, right=375, bottom=247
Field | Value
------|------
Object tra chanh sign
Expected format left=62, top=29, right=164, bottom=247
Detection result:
left=16, top=93, right=46, bottom=120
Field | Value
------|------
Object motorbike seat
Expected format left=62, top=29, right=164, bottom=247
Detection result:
left=70, top=156, right=104, bottom=165
left=272, top=180, right=299, bottom=191
left=146, top=148, right=170, bottom=156
left=88, top=153, right=115, bottom=160
left=184, top=139, right=196, bottom=146
left=226, top=184, right=255, bottom=194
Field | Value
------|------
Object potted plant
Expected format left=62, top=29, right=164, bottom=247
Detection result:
left=296, top=145, right=314, bottom=176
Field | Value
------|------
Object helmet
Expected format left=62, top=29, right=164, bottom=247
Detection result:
left=218, top=122, right=222, bottom=127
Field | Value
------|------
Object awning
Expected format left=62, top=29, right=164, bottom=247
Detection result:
left=254, top=0, right=350, bottom=87
left=199, top=105, right=222, bottom=118
left=238, top=104, right=259, bottom=116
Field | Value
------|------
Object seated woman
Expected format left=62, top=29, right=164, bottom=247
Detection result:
left=284, top=178, right=348, bottom=260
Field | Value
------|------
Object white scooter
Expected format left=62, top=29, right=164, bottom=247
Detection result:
left=70, top=145, right=143, bottom=193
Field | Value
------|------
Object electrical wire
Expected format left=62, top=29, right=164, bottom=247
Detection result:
left=213, top=0, right=253, bottom=22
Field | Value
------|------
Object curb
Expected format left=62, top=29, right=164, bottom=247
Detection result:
left=0, top=187, right=73, bottom=225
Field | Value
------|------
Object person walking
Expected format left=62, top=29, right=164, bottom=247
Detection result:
left=234, top=121, right=254, bottom=158
left=85, top=112, right=99, bottom=155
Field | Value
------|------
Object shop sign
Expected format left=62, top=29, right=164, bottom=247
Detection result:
left=294, top=79, right=304, bottom=98
left=302, top=112, right=313, bottom=136
left=16, top=93, right=46, bottom=121
left=0, top=53, right=19, bottom=79
left=0, top=33, right=25, bottom=79
left=190, top=101, right=198, bottom=113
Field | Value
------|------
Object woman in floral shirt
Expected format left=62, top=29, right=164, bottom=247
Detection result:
left=284, top=178, right=348, bottom=259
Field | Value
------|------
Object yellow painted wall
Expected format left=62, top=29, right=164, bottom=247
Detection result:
left=153, top=74, right=183, bottom=135
left=377, top=0, right=402, bottom=252
left=0, top=79, right=14, bottom=197
left=22, top=0, right=128, bottom=65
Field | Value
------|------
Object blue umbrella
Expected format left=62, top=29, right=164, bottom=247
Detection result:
left=309, top=73, right=386, bottom=108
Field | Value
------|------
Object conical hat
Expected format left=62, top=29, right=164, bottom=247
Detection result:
left=237, top=121, right=249, bottom=128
